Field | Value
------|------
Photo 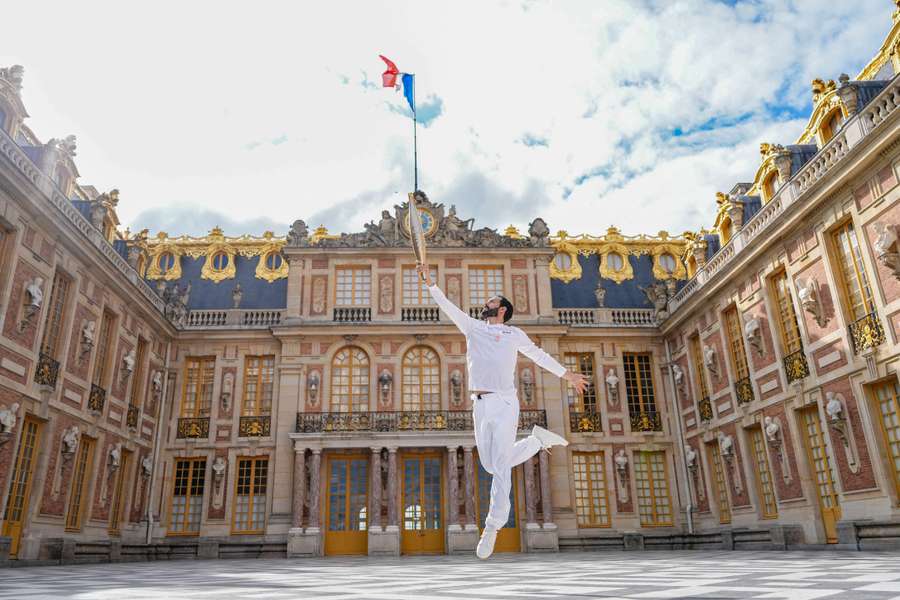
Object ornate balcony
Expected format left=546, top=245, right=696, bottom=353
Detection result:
left=783, top=349, right=810, bottom=384
left=698, top=397, right=713, bottom=422
left=126, top=404, right=140, bottom=429
left=333, top=307, right=371, bottom=323
left=239, top=415, right=271, bottom=437
left=630, top=410, right=662, bottom=432
left=88, top=384, right=107, bottom=413
left=734, top=377, right=754, bottom=405
left=401, top=307, right=440, bottom=322
left=34, top=352, right=60, bottom=389
left=295, top=410, right=546, bottom=433
left=569, top=411, right=603, bottom=433
left=177, top=417, right=210, bottom=439
left=849, top=312, right=886, bottom=354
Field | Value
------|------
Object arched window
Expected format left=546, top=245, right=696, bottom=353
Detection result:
left=264, top=251, right=283, bottom=271
left=658, top=253, right=676, bottom=276
left=158, top=252, right=176, bottom=275
left=402, top=346, right=440, bottom=411
left=719, top=216, right=732, bottom=245
left=819, top=109, right=845, bottom=145
left=552, top=253, right=571, bottom=271
left=331, top=346, right=370, bottom=413
left=607, top=253, right=624, bottom=271
left=211, top=251, right=229, bottom=272
left=762, top=172, right=778, bottom=203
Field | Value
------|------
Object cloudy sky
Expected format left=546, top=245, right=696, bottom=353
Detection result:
left=2, top=1, right=893, bottom=238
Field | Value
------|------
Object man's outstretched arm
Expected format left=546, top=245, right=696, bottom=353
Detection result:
left=516, top=330, right=589, bottom=393
left=418, top=264, right=476, bottom=336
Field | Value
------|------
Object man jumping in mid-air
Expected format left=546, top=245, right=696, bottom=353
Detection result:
left=417, top=264, right=588, bottom=559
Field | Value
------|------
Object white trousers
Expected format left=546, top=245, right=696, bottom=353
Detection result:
left=472, top=391, right=542, bottom=530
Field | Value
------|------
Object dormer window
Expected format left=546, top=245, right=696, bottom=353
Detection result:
left=719, top=217, right=733, bottom=245
left=762, top=172, right=778, bottom=203
left=211, top=251, right=229, bottom=272
left=819, top=108, right=845, bottom=145
left=158, top=252, right=176, bottom=275
left=607, top=253, right=624, bottom=271
left=659, top=253, right=676, bottom=276
left=553, top=252, right=572, bottom=271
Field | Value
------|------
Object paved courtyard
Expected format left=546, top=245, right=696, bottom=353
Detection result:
left=3, top=551, right=900, bottom=599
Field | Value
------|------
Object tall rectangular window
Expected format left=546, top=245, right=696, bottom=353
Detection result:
left=723, top=307, right=750, bottom=381
left=749, top=427, right=778, bottom=519
left=623, top=353, right=659, bottom=430
left=233, top=457, right=268, bottom=534
left=182, top=357, right=215, bottom=417
left=831, top=221, right=875, bottom=322
left=402, top=265, right=437, bottom=305
left=872, top=379, right=900, bottom=499
left=108, top=450, right=131, bottom=535
left=0, top=224, right=13, bottom=303
left=708, top=443, right=732, bottom=524
left=571, top=452, right=610, bottom=527
left=633, top=451, right=672, bottom=526
left=65, top=436, right=95, bottom=531
left=564, top=353, right=597, bottom=412
left=689, top=335, right=710, bottom=400
left=92, top=310, right=116, bottom=387
left=242, top=355, right=275, bottom=416
left=169, top=458, right=206, bottom=535
left=468, top=266, right=504, bottom=306
left=40, top=271, right=71, bottom=359
left=335, top=267, right=371, bottom=307
left=769, top=270, right=804, bottom=355
left=130, top=338, right=148, bottom=407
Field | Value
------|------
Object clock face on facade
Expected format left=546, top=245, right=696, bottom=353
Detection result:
left=405, top=207, right=437, bottom=237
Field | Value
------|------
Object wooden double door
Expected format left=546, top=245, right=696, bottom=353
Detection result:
left=799, top=408, right=842, bottom=543
left=401, top=452, right=444, bottom=554
left=2, top=416, right=42, bottom=558
left=324, top=456, right=369, bottom=555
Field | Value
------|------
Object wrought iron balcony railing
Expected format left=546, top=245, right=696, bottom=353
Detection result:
left=698, top=397, right=713, bottom=422
left=783, top=349, right=810, bottom=384
left=126, top=404, right=140, bottom=429
left=569, top=411, right=603, bottom=433
left=296, top=409, right=546, bottom=433
left=177, top=417, right=210, bottom=439
left=239, top=415, right=271, bottom=437
left=34, top=352, right=60, bottom=389
left=401, top=307, right=440, bottom=322
left=630, top=410, right=663, bottom=432
left=734, top=377, right=754, bottom=405
left=849, top=312, right=886, bottom=354
left=88, top=384, right=107, bottom=413
left=333, top=307, right=371, bottom=323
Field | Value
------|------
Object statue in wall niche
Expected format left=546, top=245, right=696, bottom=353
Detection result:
left=703, top=345, right=718, bottom=378
left=19, top=277, right=44, bottom=330
left=594, top=284, right=606, bottom=308
left=874, top=222, right=899, bottom=279
left=717, top=432, right=734, bottom=458
left=0, top=402, right=19, bottom=433
left=614, top=449, right=628, bottom=479
left=520, top=368, right=534, bottom=404
left=79, top=320, right=96, bottom=362
left=684, top=445, right=697, bottom=471
left=109, top=443, right=122, bottom=470
left=61, top=426, right=80, bottom=456
left=672, top=364, right=684, bottom=388
left=378, top=369, right=393, bottom=404
left=796, top=278, right=827, bottom=327
left=212, top=457, right=227, bottom=483
left=307, top=371, right=320, bottom=405
left=151, top=371, right=163, bottom=398
left=743, top=312, right=764, bottom=357
left=312, top=278, right=326, bottom=314
left=122, top=349, right=137, bottom=379
left=380, top=276, right=394, bottom=313
left=450, top=369, right=463, bottom=406
left=286, top=219, right=310, bottom=247
left=606, top=369, right=620, bottom=405
left=825, top=392, right=844, bottom=422
left=232, top=283, right=243, bottom=309
left=221, top=372, right=235, bottom=413
left=141, top=455, right=153, bottom=478
left=764, top=416, right=781, bottom=444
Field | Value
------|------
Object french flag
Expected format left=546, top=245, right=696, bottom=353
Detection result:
left=379, top=55, right=415, bottom=114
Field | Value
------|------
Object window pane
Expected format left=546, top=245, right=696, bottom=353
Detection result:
left=468, top=267, right=504, bottom=306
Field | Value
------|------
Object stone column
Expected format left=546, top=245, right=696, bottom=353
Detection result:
left=539, top=450, right=553, bottom=526
left=292, top=447, right=306, bottom=529
left=447, top=446, right=460, bottom=529
left=387, top=447, right=398, bottom=528
left=524, top=455, right=537, bottom=525
left=308, top=449, right=322, bottom=529
left=370, top=447, right=382, bottom=530
left=463, top=446, right=476, bottom=527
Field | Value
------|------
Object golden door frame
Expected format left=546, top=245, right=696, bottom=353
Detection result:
left=324, top=454, right=370, bottom=556
left=474, top=452, right=521, bottom=553
left=799, top=407, right=842, bottom=543
left=400, top=451, right=445, bottom=555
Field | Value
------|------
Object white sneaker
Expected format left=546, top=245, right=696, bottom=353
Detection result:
left=532, top=425, right=569, bottom=450
left=476, top=527, right=498, bottom=559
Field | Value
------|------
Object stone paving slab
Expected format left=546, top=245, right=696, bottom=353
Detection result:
left=2, top=551, right=900, bottom=600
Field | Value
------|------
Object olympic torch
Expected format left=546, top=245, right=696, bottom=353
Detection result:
left=408, top=192, right=428, bottom=280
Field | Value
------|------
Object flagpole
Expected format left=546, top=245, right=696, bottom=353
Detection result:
left=412, top=73, right=418, bottom=191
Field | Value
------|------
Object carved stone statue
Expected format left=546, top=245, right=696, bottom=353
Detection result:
left=450, top=369, right=463, bottom=406
left=61, top=426, right=80, bottom=456
left=25, top=277, right=44, bottom=311
left=594, top=284, right=606, bottom=308
left=764, top=416, right=781, bottom=444
left=212, top=456, right=227, bottom=482
left=874, top=222, right=899, bottom=279
left=639, top=283, right=669, bottom=321
left=378, top=210, right=398, bottom=241
left=109, top=443, right=122, bottom=470
left=123, top=349, right=137, bottom=376
left=221, top=372, right=235, bottom=413
left=718, top=432, right=734, bottom=457
left=378, top=369, right=393, bottom=404
left=703, top=345, right=718, bottom=377
left=614, top=449, right=628, bottom=476
left=0, top=402, right=19, bottom=433
left=232, top=283, right=243, bottom=309
left=684, top=445, right=697, bottom=470
left=141, top=455, right=153, bottom=478
left=606, top=369, right=620, bottom=405
left=520, top=368, right=534, bottom=404
left=307, top=371, right=320, bottom=405
left=825, top=392, right=844, bottom=422
left=379, top=276, right=394, bottom=313
left=743, top=313, right=764, bottom=357
left=151, top=371, right=163, bottom=397
left=528, top=218, right=550, bottom=246
left=796, top=278, right=826, bottom=327
left=672, top=364, right=684, bottom=387
left=79, top=321, right=96, bottom=361
left=287, top=219, right=309, bottom=247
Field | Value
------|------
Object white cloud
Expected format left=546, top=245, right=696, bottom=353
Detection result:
left=1, top=0, right=892, bottom=238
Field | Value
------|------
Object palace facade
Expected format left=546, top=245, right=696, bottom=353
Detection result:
left=1, top=9, right=900, bottom=564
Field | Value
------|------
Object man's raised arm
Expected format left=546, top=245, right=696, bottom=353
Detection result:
left=515, top=329, right=590, bottom=393
left=418, top=264, right=475, bottom=335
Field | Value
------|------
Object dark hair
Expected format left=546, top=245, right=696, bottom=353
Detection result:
left=498, top=296, right=514, bottom=322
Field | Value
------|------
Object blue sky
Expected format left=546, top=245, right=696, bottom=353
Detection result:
left=1, top=0, right=894, bottom=238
